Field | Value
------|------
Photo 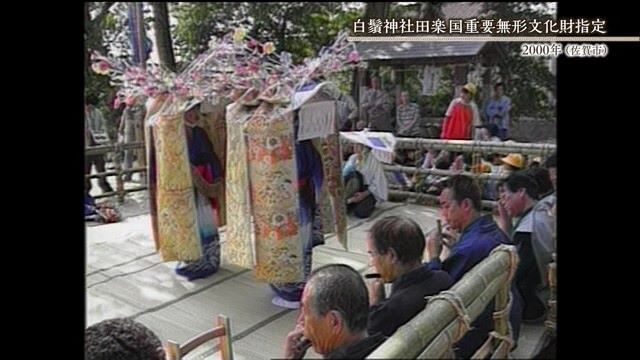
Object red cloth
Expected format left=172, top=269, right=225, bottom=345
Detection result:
left=441, top=100, right=472, bottom=140
left=195, top=165, right=220, bottom=226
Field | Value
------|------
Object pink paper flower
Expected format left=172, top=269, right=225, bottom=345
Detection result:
left=235, top=64, right=248, bottom=76
left=91, top=61, right=110, bottom=75
left=262, top=42, right=275, bottom=55
left=347, top=50, right=360, bottom=63
left=233, top=27, right=247, bottom=44
left=247, top=39, right=258, bottom=49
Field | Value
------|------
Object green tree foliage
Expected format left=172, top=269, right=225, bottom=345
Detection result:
left=85, top=2, right=115, bottom=104
left=85, top=2, right=120, bottom=136
left=173, top=3, right=361, bottom=63
left=171, top=2, right=247, bottom=68
left=172, top=2, right=362, bottom=89
left=480, top=2, right=556, bottom=120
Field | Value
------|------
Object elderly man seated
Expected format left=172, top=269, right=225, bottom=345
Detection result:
left=283, top=264, right=387, bottom=359
left=366, top=216, right=452, bottom=336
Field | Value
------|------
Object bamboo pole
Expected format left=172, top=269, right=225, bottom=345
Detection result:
left=394, top=137, right=556, bottom=156
left=136, top=122, right=147, bottom=184
left=398, top=272, right=509, bottom=359
left=491, top=284, right=511, bottom=356
left=92, top=186, right=148, bottom=200
left=85, top=166, right=147, bottom=179
left=491, top=340, right=511, bottom=359
left=339, top=137, right=556, bottom=155
left=115, top=157, right=125, bottom=203
left=383, top=164, right=508, bottom=181
left=388, top=190, right=497, bottom=210
left=85, top=142, right=145, bottom=156
left=367, top=245, right=517, bottom=359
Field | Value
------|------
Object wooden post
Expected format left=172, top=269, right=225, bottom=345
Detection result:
left=135, top=111, right=147, bottom=184
left=218, top=315, right=234, bottom=360
left=115, top=145, right=125, bottom=204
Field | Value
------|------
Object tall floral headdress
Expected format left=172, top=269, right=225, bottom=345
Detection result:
left=91, top=28, right=362, bottom=112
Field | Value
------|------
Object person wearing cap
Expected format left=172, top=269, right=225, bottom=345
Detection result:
left=487, top=153, right=525, bottom=201
left=483, top=82, right=511, bottom=140
left=441, top=83, right=480, bottom=140
left=500, top=153, right=524, bottom=174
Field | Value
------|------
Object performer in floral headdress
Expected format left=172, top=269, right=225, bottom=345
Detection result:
left=91, top=28, right=359, bottom=287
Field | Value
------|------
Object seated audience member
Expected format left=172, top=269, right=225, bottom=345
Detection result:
left=283, top=264, right=387, bottom=359
left=85, top=318, right=165, bottom=360
left=366, top=216, right=452, bottom=336
left=425, top=175, right=520, bottom=357
left=476, top=123, right=502, bottom=142
left=343, top=143, right=388, bottom=218
left=497, top=171, right=554, bottom=323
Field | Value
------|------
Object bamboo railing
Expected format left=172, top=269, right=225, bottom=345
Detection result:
left=394, top=137, right=556, bottom=156
left=367, top=244, right=519, bottom=359
left=85, top=142, right=147, bottom=202
left=375, top=138, right=555, bottom=208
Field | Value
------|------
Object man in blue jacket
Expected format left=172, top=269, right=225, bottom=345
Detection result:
left=425, top=174, right=521, bottom=357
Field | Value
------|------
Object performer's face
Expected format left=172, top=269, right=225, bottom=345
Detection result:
left=185, top=109, right=198, bottom=125
left=461, top=90, right=471, bottom=102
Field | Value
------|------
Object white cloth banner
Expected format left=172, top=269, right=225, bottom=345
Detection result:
left=298, top=101, right=336, bottom=141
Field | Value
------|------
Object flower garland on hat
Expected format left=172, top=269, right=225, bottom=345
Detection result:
left=91, top=28, right=362, bottom=112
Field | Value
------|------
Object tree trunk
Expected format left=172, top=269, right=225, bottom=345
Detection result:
left=419, top=3, right=444, bottom=20
left=364, top=2, right=390, bottom=19
left=151, top=2, right=176, bottom=72
left=278, top=8, right=288, bottom=54
left=85, top=3, right=90, bottom=72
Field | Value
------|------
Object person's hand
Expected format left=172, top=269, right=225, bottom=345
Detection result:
left=367, top=277, right=385, bottom=306
left=354, top=191, right=368, bottom=203
left=440, top=224, right=458, bottom=249
left=283, top=321, right=308, bottom=359
left=496, top=199, right=511, bottom=234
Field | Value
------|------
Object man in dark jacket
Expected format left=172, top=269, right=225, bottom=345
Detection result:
left=366, top=215, right=452, bottom=336
left=425, top=174, right=520, bottom=358
left=283, top=264, right=386, bottom=359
